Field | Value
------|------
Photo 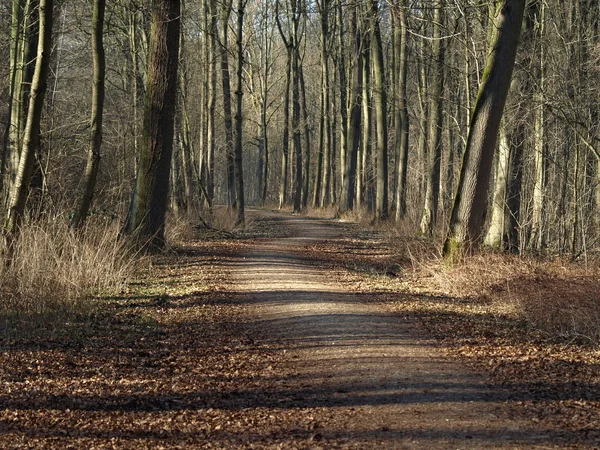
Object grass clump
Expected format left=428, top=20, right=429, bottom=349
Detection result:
left=0, top=217, right=138, bottom=316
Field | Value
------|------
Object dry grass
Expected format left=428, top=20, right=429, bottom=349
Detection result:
left=165, top=212, right=201, bottom=244
left=0, top=218, right=138, bottom=316
left=405, top=250, right=600, bottom=344
left=166, top=206, right=257, bottom=244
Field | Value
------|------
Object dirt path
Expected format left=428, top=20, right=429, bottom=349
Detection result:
left=217, top=210, right=557, bottom=448
left=0, top=209, right=579, bottom=449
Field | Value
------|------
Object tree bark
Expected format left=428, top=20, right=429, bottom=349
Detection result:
left=341, top=6, right=362, bottom=212
left=360, top=37, right=373, bottom=211
left=206, top=0, right=217, bottom=208
left=299, top=63, right=311, bottom=210
left=2, top=0, right=25, bottom=203
left=420, top=1, right=444, bottom=235
left=393, top=0, right=409, bottom=220
left=313, top=0, right=330, bottom=208
left=220, top=0, right=236, bottom=210
left=234, top=0, right=246, bottom=225
left=336, top=0, right=348, bottom=203
left=483, top=120, right=510, bottom=248
left=4, top=0, right=38, bottom=207
left=443, top=0, right=526, bottom=259
left=279, top=48, right=291, bottom=209
left=124, top=0, right=180, bottom=249
left=291, top=0, right=302, bottom=213
left=528, top=1, right=546, bottom=251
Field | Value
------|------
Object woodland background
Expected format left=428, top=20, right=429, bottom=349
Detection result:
left=0, top=0, right=599, bottom=311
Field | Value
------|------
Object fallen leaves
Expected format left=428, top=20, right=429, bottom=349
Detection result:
left=1, top=211, right=598, bottom=448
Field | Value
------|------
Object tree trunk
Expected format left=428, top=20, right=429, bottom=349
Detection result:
left=258, top=2, right=271, bottom=207
left=220, top=0, right=235, bottom=210
left=176, top=8, right=194, bottom=214
left=234, top=0, right=245, bottom=225
left=369, top=0, right=388, bottom=220
left=443, top=0, right=525, bottom=259
left=336, top=0, right=348, bottom=203
left=279, top=48, right=291, bottom=209
left=483, top=120, right=510, bottom=248
left=128, top=7, right=141, bottom=161
left=505, top=123, right=524, bottom=253
left=4, top=0, right=52, bottom=238
left=4, top=0, right=38, bottom=207
left=529, top=1, right=545, bottom=251
left=420, top=1, right=444, bottom=236
left=416, top=44, right=428, bottom=203
left=291, top=0, right=302, bottom=213
left=2, top=0, right=25, bottom=203
left=124, top=0, right=180, bottom=249
left=300, top=63, right=311, bottom=210
left=394, top=0, right=409, bottom=220
left=70, top=0, right=106, bottom=229
left=313, top=0, right=330, bottom=208
left=341, top=6, right=362, bottom=212
left=360, top=38, right=373, bottom=211
left=206, top=0, right=217, bottom=208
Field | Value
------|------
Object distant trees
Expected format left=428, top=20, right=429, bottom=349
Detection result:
left=0, top=0, right=599, bottom=257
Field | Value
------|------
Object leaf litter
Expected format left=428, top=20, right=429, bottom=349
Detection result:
left=0, top=210, right=597, bottom=448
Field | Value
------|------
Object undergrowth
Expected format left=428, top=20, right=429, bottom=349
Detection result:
left=166, top=206, right=256, bottom=245
left=396, top=238, right=600, bottom=345
left=0, top=217, right=138, bottom=317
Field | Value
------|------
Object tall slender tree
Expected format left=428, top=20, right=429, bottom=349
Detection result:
left=393, top=0, right=409, bottom=220
left=220, top=0, right=236, bottom=210
left=4, top=0, right=52, bottom=237
left=70, top=0, right=106, bottom=229
left=369, top=0, right=389, bottom=220
left=443, top=0, right=526, bottom=258
left=420, top=1, right=444, bottom=235
left=341, top=5, right=362, bottom=212
left=234, top=0, right=247, bottom=225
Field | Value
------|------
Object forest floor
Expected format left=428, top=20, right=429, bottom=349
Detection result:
left=0, top=208, right=598, bottom=448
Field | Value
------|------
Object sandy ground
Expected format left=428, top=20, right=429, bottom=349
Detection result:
left=217, top=210, right=558, bottom=449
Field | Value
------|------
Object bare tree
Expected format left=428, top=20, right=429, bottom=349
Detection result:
left=70, top=0, right=106, bottom=229
left=420, top=1, right=444, bottom=235
left=369, top=0, right=389, bottom=220
left=443, top=0, right=526, bottom=258
left=234, top=0, right=247, bottom=225
left=124, top=0, right=180, bottom=249
left=341, top=5, right=362, bottom=212
left=4, top=0, right=52, bottom=237
left=393, top=0, right=409, bottom=220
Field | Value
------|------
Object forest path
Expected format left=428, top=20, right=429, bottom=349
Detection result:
left=0, top=209, right=571, bottom=449
left=219, top=209, right=555, bottom=449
